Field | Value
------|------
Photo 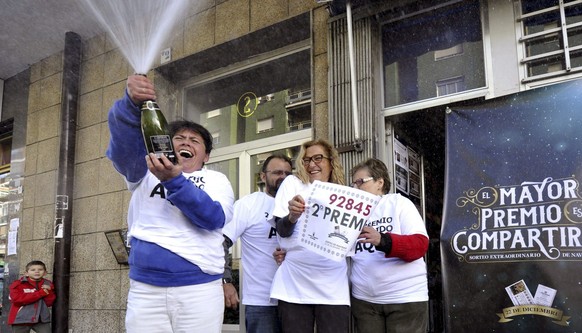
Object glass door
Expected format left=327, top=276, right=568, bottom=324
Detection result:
left=207, top=131, right=310, bottom=333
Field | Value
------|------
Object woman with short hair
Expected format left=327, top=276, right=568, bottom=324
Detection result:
left=350, top=158, right=429, bottom=333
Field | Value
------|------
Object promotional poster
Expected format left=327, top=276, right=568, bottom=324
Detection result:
left=442, top=79, right=582, bottom=332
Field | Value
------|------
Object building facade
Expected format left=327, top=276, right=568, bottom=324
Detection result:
left=0, top=0, right=580, bottom=332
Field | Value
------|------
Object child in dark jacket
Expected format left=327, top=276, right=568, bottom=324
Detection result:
left=8, top=260, right=56, bottom=333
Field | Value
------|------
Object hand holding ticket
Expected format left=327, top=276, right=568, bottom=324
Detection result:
left=297, top=181, right=381, bottom=261
left=288, top=195, right=306, bottom=223
left=358, top=226, right=382, bottom=246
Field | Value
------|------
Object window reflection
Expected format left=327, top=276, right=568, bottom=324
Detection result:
left=185, top=50, right=311, bottom=149
left=382, top=1, right=485, bottom=107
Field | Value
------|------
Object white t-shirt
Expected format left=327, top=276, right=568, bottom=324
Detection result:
left=270, top=176, right=350, bottom=305
left=350, top=193, right=429, bottom=304
left=127, top=168, right=234, bottom=275
left=222, top=192, right=279, bottom=306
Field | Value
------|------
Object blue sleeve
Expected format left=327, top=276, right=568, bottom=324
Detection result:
left=162, top=175, right=226, bottom=230
left=105, top=91, right=148, bottom=183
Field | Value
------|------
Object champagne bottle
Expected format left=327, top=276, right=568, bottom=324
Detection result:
left=140, top=100, right=176, bottom=164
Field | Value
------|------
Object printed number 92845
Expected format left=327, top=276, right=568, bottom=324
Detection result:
left=328, top=194, right=372, bottom=216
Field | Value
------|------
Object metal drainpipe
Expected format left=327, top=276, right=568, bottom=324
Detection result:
left=346, top=1, right=363, bottom=152
left=52, top=31, right=81, bottom=333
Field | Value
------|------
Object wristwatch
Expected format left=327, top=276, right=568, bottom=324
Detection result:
left=222, top=277, right=233, bottom=284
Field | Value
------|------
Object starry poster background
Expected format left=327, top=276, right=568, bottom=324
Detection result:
left=442, top=79, right=582, bottom=332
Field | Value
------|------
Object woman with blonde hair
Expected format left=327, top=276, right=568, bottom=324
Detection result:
left=271, top=138, right=350, bottom=333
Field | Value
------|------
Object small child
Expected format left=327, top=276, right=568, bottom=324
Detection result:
left=8, top=260, right=56, bottom=333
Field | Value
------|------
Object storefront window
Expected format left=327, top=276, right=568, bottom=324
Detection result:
left=382, top=1, right=485, bottom=107
left=184, top=49, right=311, bottom=149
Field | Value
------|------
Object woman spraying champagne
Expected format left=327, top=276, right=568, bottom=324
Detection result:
left=107, top=75, right=235, bottom=333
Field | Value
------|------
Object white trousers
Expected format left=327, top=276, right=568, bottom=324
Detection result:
left=125, top=279, right=224, bottom=333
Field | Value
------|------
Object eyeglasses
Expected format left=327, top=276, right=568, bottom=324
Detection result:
left=302, top=154, right=330, bottom=166
left=265, top=170, right=292, bottom=176
left=351, top=177, right=374, bottom=188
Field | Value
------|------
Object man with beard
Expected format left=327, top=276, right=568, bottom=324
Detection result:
left=222, top=154, right=293, bottom=333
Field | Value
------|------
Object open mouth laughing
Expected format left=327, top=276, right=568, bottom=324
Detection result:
left=179, top=149, right=193, bottom=158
